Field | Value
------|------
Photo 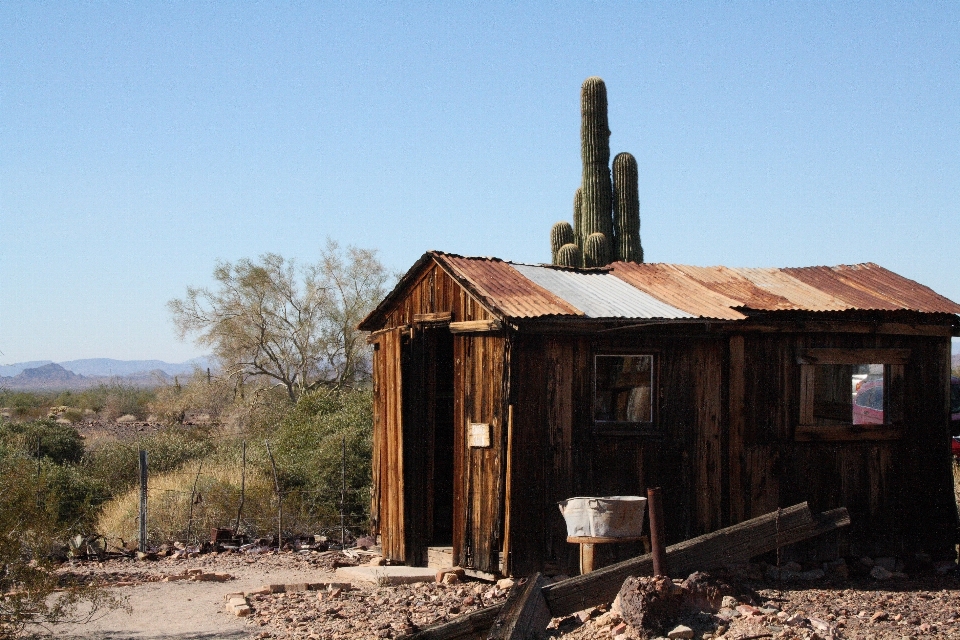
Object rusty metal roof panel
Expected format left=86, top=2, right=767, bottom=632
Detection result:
left=727, top=267, right=853, bottom=311
left=783, top=264, right=960, bottom=314
left=511, top=263, right=695, bottom=319
left=610, top=263, right=748, bottom=320
left=438, top=254, right=583, bottom=318
left=366, top=253, right=960, bottom=329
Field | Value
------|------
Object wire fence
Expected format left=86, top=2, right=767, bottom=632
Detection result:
left=100, top=439, right=369, bottom=552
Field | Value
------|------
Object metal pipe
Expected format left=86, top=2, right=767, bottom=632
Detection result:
left=647, top=487, right=667, bottom=577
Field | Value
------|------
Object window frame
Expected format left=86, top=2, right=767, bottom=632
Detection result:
left=592, top=352, right=660, bottom=436
left=796, top=348, right=909, bottom=442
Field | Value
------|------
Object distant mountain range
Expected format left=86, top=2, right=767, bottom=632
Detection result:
left=0, top=357, right=215, bottom=391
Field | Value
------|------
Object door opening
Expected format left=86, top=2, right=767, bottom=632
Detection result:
left=430, top=330, right=455, bottom=545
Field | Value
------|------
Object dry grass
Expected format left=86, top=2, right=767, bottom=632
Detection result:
left=96, top=460, right=276, bottom=547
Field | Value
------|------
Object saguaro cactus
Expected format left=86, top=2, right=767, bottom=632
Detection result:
left=549, top=77, right=643, bottom=267
left=583, top=232, right=610, bottom=268
left=573, top=187, right=583, bottom=249
left=551, top=221, right=575, bottom=263
left=556, top=243, right=583, bottom=268
left=612, top=152, right=643, bottom=263
left=579, top=77, right=613, bottom=242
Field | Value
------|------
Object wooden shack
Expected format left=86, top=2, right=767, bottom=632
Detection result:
left=358, top=251, right=960, bottom=576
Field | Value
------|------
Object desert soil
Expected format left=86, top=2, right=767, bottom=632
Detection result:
left=45, top=551, right=960, bottom=640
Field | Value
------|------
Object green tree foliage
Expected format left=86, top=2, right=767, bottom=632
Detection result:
left=169, top=241, right=390, bottom=402
left=267, top=388, right=373, bottom=526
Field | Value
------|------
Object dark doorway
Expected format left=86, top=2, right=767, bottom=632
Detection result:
left=429, top=329, right=455, bottom=545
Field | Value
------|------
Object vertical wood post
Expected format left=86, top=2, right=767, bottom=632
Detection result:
left=647, top=487, right=667, bottom=577
left=501, top=405, right=514, bottom=576
left=341, top=435, right=347, bottom=549
left=579, top=543, right=596, bottom=574
left=139, top=450, right=148, bottom=553
left=266, top=441, right=282, bottom=552
left=234, top=441, right=246, bottom=537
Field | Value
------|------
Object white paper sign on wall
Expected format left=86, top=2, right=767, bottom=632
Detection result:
left=468, top=423, right=491, bottom=448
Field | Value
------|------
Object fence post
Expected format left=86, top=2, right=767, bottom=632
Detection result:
left=139, top=450, right=148, bottom=553
left=340, top=435, right=347, bottom=549
left=234, top=441, right=246, bottom=537
left=186, top=459, right=203, bottom=545
left=265, top=441, right=282, bottom=552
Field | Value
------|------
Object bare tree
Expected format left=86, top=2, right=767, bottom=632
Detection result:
left=169, top=241, right=390, bottom=402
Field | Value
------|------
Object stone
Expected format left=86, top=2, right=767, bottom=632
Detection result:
left=610, top=622, right=628, bottom=636
left=336, top=565, right=438, bottom=585
left=367, top=556, right=386, bottom=566
left=285, top=583, right=309, bottom=593
left=736, top=605, right=760, bottom=617
left=234, top=605, right=252, bottom=617
left=870, top=566, right=893, bottom=580
left=268, top=584, right=286, bottom=593
left=871, top=611, right=888, bottom=622
left=721, top=596, right=737, bottom=609
left=496, top=578, right=515, bottom=591
left=442, top=573, right=459, bottom=585
left=667, top=625, right=694, bottom=639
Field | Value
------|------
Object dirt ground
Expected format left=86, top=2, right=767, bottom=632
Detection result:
left=43, top=551, right=960, bottom=640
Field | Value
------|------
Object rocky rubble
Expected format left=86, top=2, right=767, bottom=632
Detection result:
left=547, top=561, right=960, bottom=640
left=54, top=551, right=960, bottom=640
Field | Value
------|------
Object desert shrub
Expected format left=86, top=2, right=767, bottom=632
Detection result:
left=267, top=388, right=373, bottom=528
left=82, top=427, right=215, bottom=498
left=0, top=456, right=122, bottom=637
left=149, top=369, right=235, bottom=425
left=0, top=390, right=51, bottom=420
left=0, top=419, right=84, bottom=465
left=39, top=461, right=109, bottom=533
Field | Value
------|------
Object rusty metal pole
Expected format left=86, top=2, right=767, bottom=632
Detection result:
left=647, top=487, right=667, bottom=577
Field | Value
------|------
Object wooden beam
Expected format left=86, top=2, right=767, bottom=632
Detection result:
left=415, top=312, right=453, bottom=324
left=401, top=504, right=850, bottom=640
left=722, top=321, right=954, bottom=337
left=486, top=573, right=551, bottom=640
left=450, top=320, right=503, bottom=334
left=797, top=348, right=911, bottom=365
left=795, top=425, right=902, bottom=442
left=407, top=606, right=501, bottom=640
left=541, top=504, right=849, bottom=617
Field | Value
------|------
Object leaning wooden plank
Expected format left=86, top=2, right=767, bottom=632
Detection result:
left=487, top=573, right=551, bottom=640
left=402, top=504, right=850, bottom=640
left=543, top=503, right=850, bottom=617
left=407, top=606, right=502, bottom=640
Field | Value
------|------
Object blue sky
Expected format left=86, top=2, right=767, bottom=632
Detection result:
left=1, top=2, right=958, bottom=363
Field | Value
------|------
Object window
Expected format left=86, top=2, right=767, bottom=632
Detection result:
left=594, top=354, right=655, bottom=432
left=797, top=348, right=908, bottom=441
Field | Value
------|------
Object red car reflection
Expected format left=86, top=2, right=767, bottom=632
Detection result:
left=853, top=379, right=884, bottom=425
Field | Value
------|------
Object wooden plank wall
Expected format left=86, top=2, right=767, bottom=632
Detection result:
left=371, top=328, right=406, bottom=562
left=735, top=332, right=957, bottom=559
left=381, top=260, right=492, bottom=329
left=507, top=328, right=957, bottom=574
left=454, top=333, right=509, bottom=573
left=506, top=332, right=726, bottom=575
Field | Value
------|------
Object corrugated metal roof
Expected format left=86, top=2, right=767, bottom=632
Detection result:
left=783, top=264, right=960, bottom=314
left=439, top=255, right=583, bottom=319
left=360, top=252, right=960, bottom=330
left=511, top=264, right=695, bottom=319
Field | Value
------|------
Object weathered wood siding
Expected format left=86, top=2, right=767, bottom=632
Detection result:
left=380, top=260, right=492, bottom=329
left=506, top=331, right=726, bottom=575
left=371, top=327, right=405, bottom=561
left=505, top=327, right=958, bottom=575
left=454, top=333, right=510, bottom=573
